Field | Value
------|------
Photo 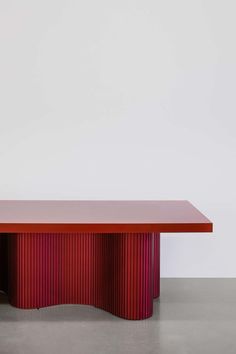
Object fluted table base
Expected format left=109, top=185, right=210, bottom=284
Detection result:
left=0, top=233, right=160, bottom=320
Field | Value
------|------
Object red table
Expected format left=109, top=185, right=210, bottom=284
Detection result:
left=0, top=200, right=212, bottom=320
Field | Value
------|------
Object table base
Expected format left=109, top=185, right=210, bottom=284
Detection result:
left=0, top=233, right=160, bottom=320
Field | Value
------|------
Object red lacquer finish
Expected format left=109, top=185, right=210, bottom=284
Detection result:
left=0, top=200, right=212, bottom=233
left=5, top=233, right=160, bottom=320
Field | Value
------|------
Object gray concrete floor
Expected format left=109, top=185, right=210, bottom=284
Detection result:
left=0, top=279, right=236, bottom=354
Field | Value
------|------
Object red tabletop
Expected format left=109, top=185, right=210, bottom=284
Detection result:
left=0, top=200, right=212, bottom=233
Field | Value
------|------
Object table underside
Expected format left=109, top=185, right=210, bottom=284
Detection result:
left=0, top=233, right=160, bottom=320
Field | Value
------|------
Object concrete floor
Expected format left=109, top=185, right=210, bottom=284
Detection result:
left=0, top=279, right=236, bottom=354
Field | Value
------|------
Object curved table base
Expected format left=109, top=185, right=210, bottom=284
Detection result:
left=1, top=233, right=160, bottom=320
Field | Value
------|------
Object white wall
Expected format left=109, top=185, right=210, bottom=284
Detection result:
left=0, top=0, right=235, bottom=277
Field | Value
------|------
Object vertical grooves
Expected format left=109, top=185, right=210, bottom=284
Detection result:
left=5, top=232, right=160, bottom=320
left=153, top=233, right=160, bottom=299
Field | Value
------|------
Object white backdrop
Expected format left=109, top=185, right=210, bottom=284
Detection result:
left=0, top=0, right=235, bottom=277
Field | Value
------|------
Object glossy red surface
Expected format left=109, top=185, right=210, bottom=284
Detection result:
left=0, top=200, right=212, bottom=233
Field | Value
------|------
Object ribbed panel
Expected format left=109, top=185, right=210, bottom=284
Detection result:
left=153, top=233, right=160, bottom=298
left=6, top=233, right=160, bottom=320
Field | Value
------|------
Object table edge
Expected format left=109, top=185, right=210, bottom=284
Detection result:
left=0, top=222, right=213, bottom=233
